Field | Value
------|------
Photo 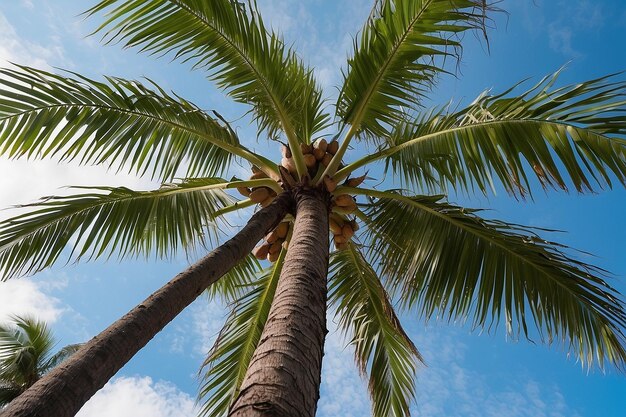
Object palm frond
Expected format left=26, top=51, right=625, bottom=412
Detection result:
left=329, top=243, right=421, bottom=417
left=0, top=66, right=275, bottom=181
left=341, top=71, right=626, bottom=196
left=0, top=317, right=54, bottom=388
left=0, top=178, right=235, bottom=279
left=336, top=0, right=489, bottom=140
left=39, top=344, right=83, bottom=375
left=358, top=188, right=626, bottom=370
left=204, top=254, right=262, bottom=303
left=198, top=249, right=286, bottom=417
left=87, top=0, right=329, bottom=174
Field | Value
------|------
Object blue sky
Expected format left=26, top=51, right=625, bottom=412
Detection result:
left=0, top=1, right=625, bottom=416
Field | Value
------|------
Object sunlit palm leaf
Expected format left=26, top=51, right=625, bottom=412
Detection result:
left=0, top=178, right=235, bottom=279
left=198, top=250, right=285, bottom=417
left=336, top=0, right=489, bottom=140
left=376, top=72, right=626, bottom=196
left=0, top=66, right=276, bottom=181
left=329, top=243, right=421, bottom=417
left=359, top=188, right=626, bottom=369
left=87, top=0, right=329, bottom=152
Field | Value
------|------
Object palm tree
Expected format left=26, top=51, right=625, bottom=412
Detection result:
left=0, top=316, right=81, bottom=408
left=0, top=1, right=625, bottom=416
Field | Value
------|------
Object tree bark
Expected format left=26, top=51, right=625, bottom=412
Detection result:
left=229, top=187, right=330, bottom=417
left=0, top=193, right=294, bottom=417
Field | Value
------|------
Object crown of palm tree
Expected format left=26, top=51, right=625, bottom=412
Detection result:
left=1, top=1, right=625, bottom=416
left=0, top=316, right=81, bottom=408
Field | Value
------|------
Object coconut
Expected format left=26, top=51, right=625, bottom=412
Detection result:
left=313, top=147, right=326, bottom=161
left=269, top=240, right=282, bottom=255
left=300, top=143, right=313, bottom=154
left=321, top=153, right=333, bottom=167
left=304, top=153, right=317, bottom=169
left=334, top=234, right=347, bottom=244
left=267, top=251, right=280, bottom=262
left=333, top=200, right=357, bottom=214
left=323, top=175, right=337, bottom=192
left=260, top=195, right=275, bottom=207
left=265, top=229, right=279, bottom=244
left=327, top=140, right=339, bottom=155
left=275, top=222, right=289, bottom=239
left=249, top=187, right=270, bottom=203
left=253, top=243, right=270, bottom=260
left=342, top=224, right=355, bottom=239
left=281, top=157, right=297, bottom=175
left=314, top=138, right=328, bottom=153
left=346, top=174, right=366, bottom=188
left=237, top=186, right=251, bottom=197
left=334, top=242, right=349, bottom=251
left=250, top=170, right=268, bottom=180
left=329, top=217, right=343, bottom=235
left=334, top=194, right=354, bottom=207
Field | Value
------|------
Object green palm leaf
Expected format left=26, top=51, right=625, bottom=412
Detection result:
left=0, top=178, right=235, bottom=279
left=340, top=71, right=626, bottom=196
left=336, top=0, right=489, bottom=140
left=0, top=66, right=276, bottom=181
left=39, top=344, right=83, bottom=374
left=358, top=188, right=626, bottom=369
left=329, top=243, right=421, bottom=417
left=87, top=0, right=329, bottom=174
left=0, top=317, right=54, bottom=387
left=204, top=254, right=262, bottom=303
left=198, top=249, right=286, bottom=417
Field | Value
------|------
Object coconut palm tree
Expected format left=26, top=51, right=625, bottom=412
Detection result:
left=0, top=316, right=81, bottom=408
left=0, top=1, right=625, bottom=417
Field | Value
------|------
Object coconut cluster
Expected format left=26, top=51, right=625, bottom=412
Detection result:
left=280, top=138, right=339, bottom=179
left=329, top=214, right=359, bottom=251
left=252, top=221, right=290, bottom=262
left=236, top=166, right=277, bottom=207
left=242, top=139, right=369, bottom=261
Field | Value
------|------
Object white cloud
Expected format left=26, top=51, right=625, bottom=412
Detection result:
left=407, top=329, right=580, bottom=417
left=77, top=376, right=197, bottom=417
left=0, top=278, right=65, bottom=323
left=548, top=24, right=579, bottom=58
left=192, top=298, right=229, bottom=355
left=0, top=11, right=63, bottom=70
left=0, top=157, right=154, bottom=221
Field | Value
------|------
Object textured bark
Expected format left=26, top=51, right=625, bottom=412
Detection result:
left=229, top=187, right=330, bottom=417
left=1, top=193, right=294, bottom=417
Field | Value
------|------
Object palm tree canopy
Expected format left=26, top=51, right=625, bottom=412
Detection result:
left=0, top=316, right=81, bottom=407
left=0, top=1, right=625, bottom=416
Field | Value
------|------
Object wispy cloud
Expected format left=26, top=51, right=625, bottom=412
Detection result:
left=515, top=0, right=605, bottom=58
left=0, top=11, right=64, bottom=70
left=77, top=376, right=196, bottom=417
left=0, top=278, right=65, bottom=323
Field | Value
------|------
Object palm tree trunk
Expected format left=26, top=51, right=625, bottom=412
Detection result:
left=0, top=193, right=294, bottom=417
left=229, top=187, right=330, bottom=417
